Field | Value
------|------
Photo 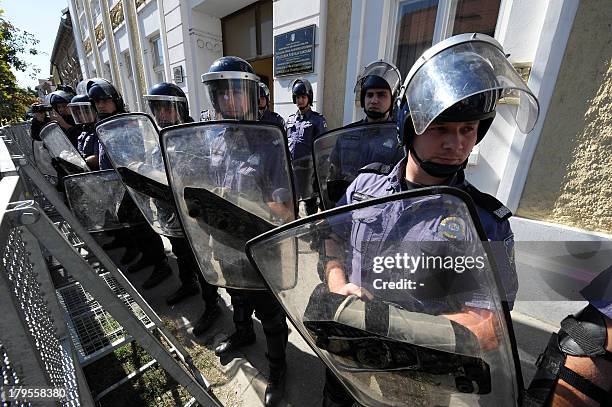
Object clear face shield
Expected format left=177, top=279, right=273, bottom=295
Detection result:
left=201, top=71, right=260, bottom=121
left=143, top=95, right=186, bottom=128
left=353, top=61, right=402, bottom=104
left=68, top=102, right=97, bottom=125
left=401, top=34, right=540, bottom=135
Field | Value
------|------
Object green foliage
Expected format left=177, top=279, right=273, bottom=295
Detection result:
left=0, top=9, right=41, bottom=124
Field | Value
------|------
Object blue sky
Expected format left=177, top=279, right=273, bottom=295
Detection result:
left=2, top=0, right=70, bottom=89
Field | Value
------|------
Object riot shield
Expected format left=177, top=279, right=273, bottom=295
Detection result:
left=313, top=122, right=403, bottom=209
left=246, top=187, right=523, bottom=406
left=95, top=113, right=183, bottom=237
left=40, top=123, right=89, bottom=174
left=64, top=169, right=143, bottom=232
left=161, top=121, right=298, bottom=290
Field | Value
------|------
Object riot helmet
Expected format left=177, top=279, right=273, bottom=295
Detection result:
left=200, top=56, right=259, bottom=121
left=258, top=81, right=270, bottom=110
left=143, top=82, right=189, bottom=128
left=86, top=78, right=125, bottom=120
left=48, top=88, right=76, bottom=125
left=354, top=60, right=401, bottom=120
left=291, top=78, right=313, bottom=106
left=68, top=94, right=97, bottom=125
left=396, top=33, right=539, bottom=178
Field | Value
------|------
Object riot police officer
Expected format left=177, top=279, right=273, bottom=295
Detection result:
left=322, top=61, right=404, bottom=208
left=87, top=78, right=172, bottom=288
left=286, top=78, right=327, bottom=216
left=48, top=86, right=80, bottom=148
left=258, top=82, right=285, bottom=128
left=29, top=102, right=51, bottom=141
left=69, top=92, right=99, bottom=170
left=320, top=33, right=540, bottom=406
left=200, top=56, right=290, bottom=406
left=142, top=82, right=221, bottom=334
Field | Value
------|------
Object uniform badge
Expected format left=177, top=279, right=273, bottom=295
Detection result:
left=248, top=154, right=260, bottom=166
left=438, top=216, right=466, bottom=240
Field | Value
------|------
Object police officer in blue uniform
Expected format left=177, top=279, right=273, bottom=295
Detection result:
left=69, top=92, right=99, bottom=170
left=48, top=86, right=81, bottom=149
left=142, top=82, right=221, bottom=334
left=258, top=82, right=285, bottom=128
left=320, top=33, right=540, bottom=406
left=200, top=56, right=290, bottom=406
left=87, top=78, right=173, bottom=288
left=286, top=78, right=327, bottom=215
left=324, top=61, right=404, bottom=207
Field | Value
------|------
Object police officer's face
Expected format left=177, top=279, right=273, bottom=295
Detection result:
left=296, top=95, right=309, bottom=109
left=54, top=103, right=70, bottom=116
left=259, top=96, right=267, bottom=110
left=413, top=121, right=479, bottom=165
left=94, top=99, right=117, bottom=115
left=364, top=88, right=392, bottom=113
left=217, top=89, right=249, bottom=119
left=33, top=111, right=46, bottom=121
left=154, top=104, right=180, bottom=125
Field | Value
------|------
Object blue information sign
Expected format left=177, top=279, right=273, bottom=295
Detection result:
left=274, top=25, right=316, bottom=77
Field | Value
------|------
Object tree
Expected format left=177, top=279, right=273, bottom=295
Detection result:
left=0, top=8, right=41, bottom=124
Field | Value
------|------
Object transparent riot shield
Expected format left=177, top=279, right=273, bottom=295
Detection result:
left=313, top=122, right=403, bottom=209
left=161, top=121, right=298, bottom=290
left=95, top=113, right=183, bottom=237
left=64, top=169, right=143, bottom=232
left=40, top=123, right=90, bottom=174
left=292, top=154, right=316, bottom=203
left=247, top=187, right=523, bottom=406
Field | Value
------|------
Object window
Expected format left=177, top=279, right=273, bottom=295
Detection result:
left=392, top=0, right=501, bottom=76
left=150, top=35, right=165, bottom=83
left=222, top=1, right=273, bottom=60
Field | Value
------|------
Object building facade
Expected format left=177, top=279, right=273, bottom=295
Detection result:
left=69, top=0, right=611, bottom=237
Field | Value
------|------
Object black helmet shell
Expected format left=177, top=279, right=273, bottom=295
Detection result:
left=207, top=56, right=256, bottom=74
left=86, top=78, right=125, bottom=113
left=291, top=78, right=313, bottom=105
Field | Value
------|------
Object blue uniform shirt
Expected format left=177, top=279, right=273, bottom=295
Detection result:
left=335, top=158, right=518, bottom=312
left=286, top=109, right=327, bottom=161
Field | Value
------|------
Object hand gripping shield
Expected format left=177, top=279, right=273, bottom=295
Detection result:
left=40, top=123, right=90, bottom=174
left=95, top=113, right=183, bottom=237
left=313, top=122, right=403, bottom=210
left=246, top=187, right=523, bottom=406
left=161, top=121, right=298, bottom=290
left=63, top=169, right=143, bottom=232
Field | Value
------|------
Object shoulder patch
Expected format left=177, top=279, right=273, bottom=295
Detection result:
left=358, top=162, right=393, bottom=175
left=464, top=184, right=513, bottom=222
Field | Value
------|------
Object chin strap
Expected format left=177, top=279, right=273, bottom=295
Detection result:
left=523, top=305, right=612, bottom=406
left=409, top=146, right=467, bottom=178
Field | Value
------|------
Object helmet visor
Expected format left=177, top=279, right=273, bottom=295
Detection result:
left=201, top=78, right=259, bottom=121
left=405, top=40, right=539, bottom=135
left=354, top=61, right=402, bottom=103
left=143, top=95, right=186, bottom=128
left=68, top=102, right=97, bottom=124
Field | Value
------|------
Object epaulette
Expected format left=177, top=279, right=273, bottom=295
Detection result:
left=463, top=184, right=513, bottom=221
left=358, top=162, right=393, bottom=175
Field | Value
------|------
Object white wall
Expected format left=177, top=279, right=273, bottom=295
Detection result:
left=272, top=0, right=328, bottom=121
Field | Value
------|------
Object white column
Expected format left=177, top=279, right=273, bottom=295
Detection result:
left=100, top=0, right=122, bottom=87
left=67, top=0, right=90, bottom=78
left=122, top=0, right=146, bottom=110
left=83, top=0, right=104, bottom=75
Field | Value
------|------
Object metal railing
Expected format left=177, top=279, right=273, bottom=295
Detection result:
left=0, top=123, right=220, bottom=406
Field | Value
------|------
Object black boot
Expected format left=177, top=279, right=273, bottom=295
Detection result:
left=265, top=360, right=286, bottom=407
left=141, top=261, right=172, bottom=289
left=192, top=304, right=221, bottom=336
left=214, top=328, right=256, bottom=356
left=166, top=284, right=199, bottom=306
